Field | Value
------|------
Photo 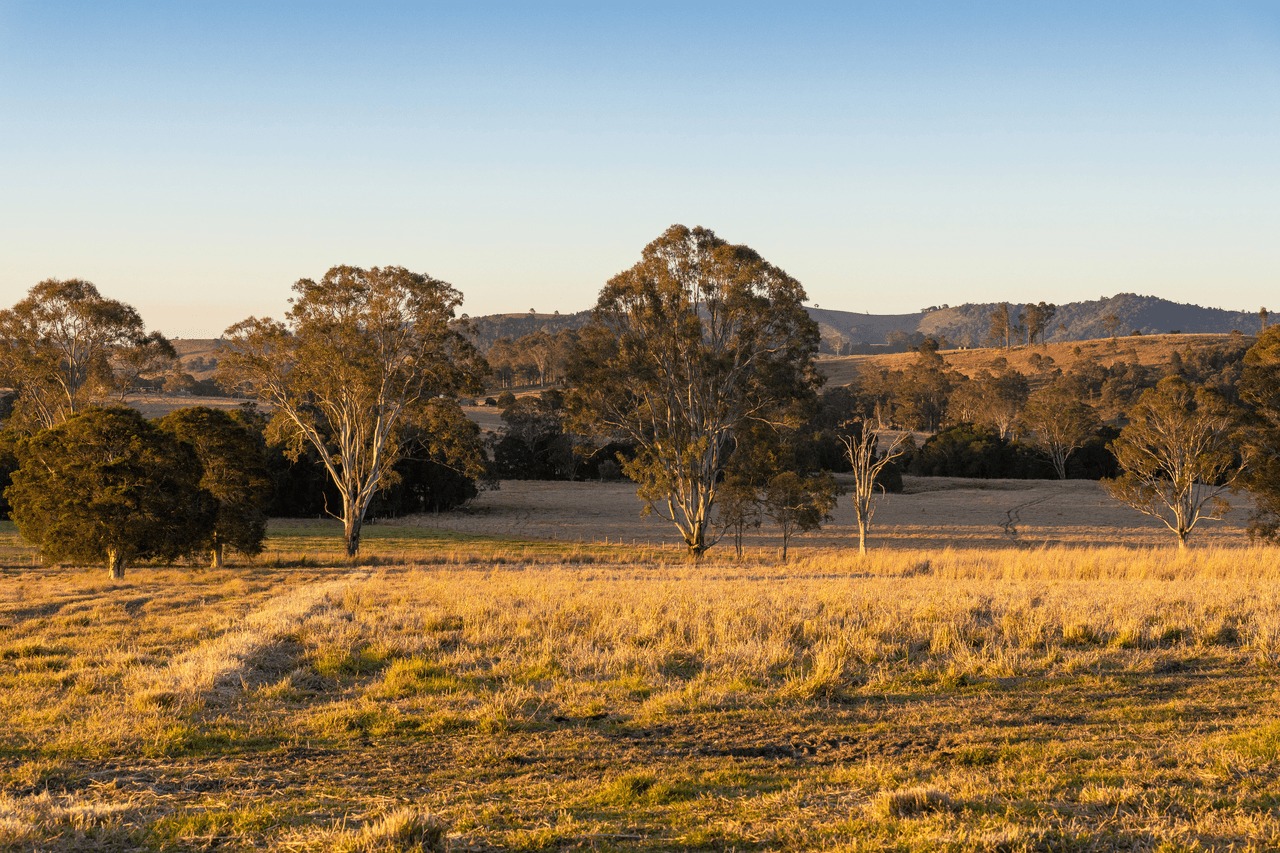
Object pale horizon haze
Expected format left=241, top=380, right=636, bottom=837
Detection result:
left=2, top=2, right=1278, bottom=337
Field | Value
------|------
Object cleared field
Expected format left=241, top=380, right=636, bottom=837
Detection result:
left=817, top=332, right=1247, bottom=388
left=3, top=546, right=1280, bottom=851
left=419, top=476, right=1257, bottom=554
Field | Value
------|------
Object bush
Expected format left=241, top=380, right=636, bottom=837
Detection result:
left=911, top=424, right=1051, bottom=479
left=496, top=390, right=516, bottom=409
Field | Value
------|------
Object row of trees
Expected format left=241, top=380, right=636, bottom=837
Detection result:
left=5, top=226, right=1280, bottom=569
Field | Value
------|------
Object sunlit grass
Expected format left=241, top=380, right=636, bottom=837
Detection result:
left=4, top=542, right=1280, bottom=849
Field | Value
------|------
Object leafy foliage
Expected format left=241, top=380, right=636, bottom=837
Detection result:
left=567, top=225, right=821, bottom=555
left=6, top=407, right=213, bottom=577
left=157, top=407, right=272, bottom=568
left=1103, top=377, right=1245, bottom=548
left=0, top=279, right=173, bottom=431
left=218, top=266, right=487, bottom=556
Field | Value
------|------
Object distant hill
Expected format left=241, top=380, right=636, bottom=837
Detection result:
left=811, top=294, right=1262, bottom=350
left=454, top=311, right=593, bottom=350
left=185, top=294, right=1265, bottom=360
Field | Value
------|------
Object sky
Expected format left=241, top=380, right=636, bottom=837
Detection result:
left=2, top=2, right=1278, bottom=338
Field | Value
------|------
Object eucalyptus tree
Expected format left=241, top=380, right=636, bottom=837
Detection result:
left=567, top=225, right=821, bottom=556
left=1103, top=376, right=1245, bottom=549
left=218, top=266, right=487, bottom=557
left=1021, top=383, right=1100, bottom=479
left=0, top=279, right=171, bottom=430
left=838, top=420, right=908, bottom=555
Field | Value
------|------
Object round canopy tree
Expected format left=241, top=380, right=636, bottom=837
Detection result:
left=566, top=225, right=821, bottom=555
left=157, top=406, right=273, bottom=568
left=6, top=406, right=213, bottom=578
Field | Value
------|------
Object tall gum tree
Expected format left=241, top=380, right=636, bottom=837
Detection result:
left=566, top=225, right=821, bottom=556
left=218, top=266, right=487, bottom=557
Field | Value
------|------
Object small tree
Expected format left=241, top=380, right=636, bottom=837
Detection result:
left=1103, top=377, right=1245, bottom=548
left=1101, top=312, right=1123, bottom=339
left=1021, top=384, right=1100, bottom=479
left=218, top=265, right=487, bottom=557
left=761, top=471, right=838, bottom=561
left=6, top=407, right=212, bottom=578
left=839, top=422, right=907, bottom=554
left=157, top=407, right=273, bottom=568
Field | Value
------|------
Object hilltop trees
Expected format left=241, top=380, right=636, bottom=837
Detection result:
left=7, top=407, right=213, bottom=578
left=986, top=303, right=1024, bottom=349
left=567, top=225, right=822, bottom=556
left=1103, top=377, right=1245, bottom=549
left=1024, top=302, right=1057, bottom=346
left=218, top=265, right=487, bottom=557
left=0, top=279, right=174, bottom=431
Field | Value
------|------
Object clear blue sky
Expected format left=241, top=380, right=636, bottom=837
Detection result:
left=2, top=2, right=1278, bottom=337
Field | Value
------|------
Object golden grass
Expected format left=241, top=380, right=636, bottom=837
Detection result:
left=4, top=544, right=1280, bottom=849
left=818, top=332, right=1249, bottom=387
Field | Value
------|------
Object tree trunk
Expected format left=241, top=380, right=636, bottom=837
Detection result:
left=210, top=541, right=224, bottom=570
left=858, top=516, right=868, bottom=555
left=345, top=514, right=362, bottom=558
left=1177, top=529, right=1188, bottom=550
left=780, top=530, right=789, bottom=562
left=106, top=548, right=126, bottom=580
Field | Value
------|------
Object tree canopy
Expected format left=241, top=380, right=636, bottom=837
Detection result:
left=0, top=279, right=173, bottom=431
left=157, top=406, right=273, bottom=568
left=566, top=224, right=821, bottom=555
left=1103, top=376, right=1244, bottom=548
left=217, top=265, right=487, bottom=556
left=6, top=406, right=213, bottom=577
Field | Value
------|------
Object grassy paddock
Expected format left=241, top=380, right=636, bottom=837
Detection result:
left=2, top=545, right=1280, bottom=850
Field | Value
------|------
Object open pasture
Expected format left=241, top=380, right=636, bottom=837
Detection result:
left=417, top=476, right=1257, bottom=554
left=3, top=506, right=1280, bottom=850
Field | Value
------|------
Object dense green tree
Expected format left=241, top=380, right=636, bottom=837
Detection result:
left=1239, top=327, right=1280, bottom=541
left=157, top=407, right=272, bottom=568
left=0, top=279, right=170, bottom=431
left=218, top=265, right=487, bottom=557
left=567, top=225, right=821, bottom=555
left=1103, top=377, right=1245, bottom=549
left=6, top=407, right=213, bottom=578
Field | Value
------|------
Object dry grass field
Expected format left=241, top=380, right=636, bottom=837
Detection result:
left=3, top=475, right=1280, bottom=851
left=817, top=333, right=1248, bottom=388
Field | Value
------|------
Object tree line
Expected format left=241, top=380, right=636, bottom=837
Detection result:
left=4, top=228, right=1280, bottom=572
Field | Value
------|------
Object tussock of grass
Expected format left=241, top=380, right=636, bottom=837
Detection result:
left=336, top=807, right=447, bottom=853
left=873, top=786, right=957, bottom=818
